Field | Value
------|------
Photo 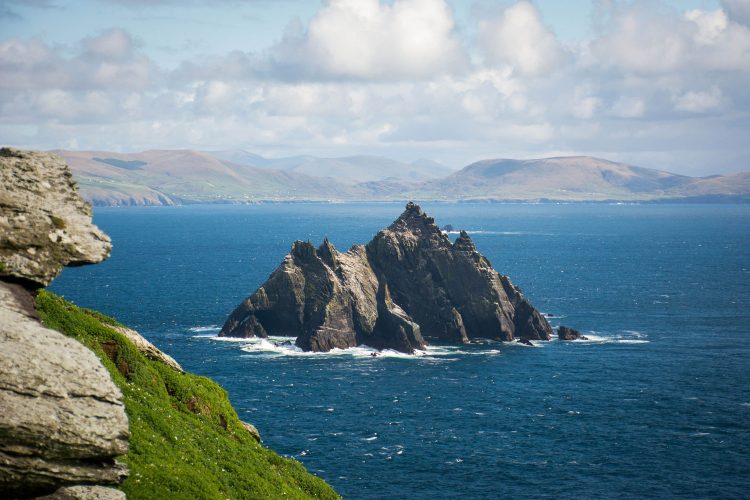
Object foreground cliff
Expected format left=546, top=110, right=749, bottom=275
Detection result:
left=1, top=148, right=127, bottom=497
left=221, top=202, right=553, bottom=352
left=35, top=291, right=338, bottom=499
left=0, top=148, right=338, bottom=499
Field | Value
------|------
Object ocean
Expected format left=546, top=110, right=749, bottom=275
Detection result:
left=50, top=203, right=750, bottom=499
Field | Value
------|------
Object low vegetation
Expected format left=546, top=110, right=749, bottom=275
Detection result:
left=49, top=215, right=66, bottom=229
left=36, top=290, right=339, bottom=500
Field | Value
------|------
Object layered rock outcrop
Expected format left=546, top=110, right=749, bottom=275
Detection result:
left=221, top=202, right=553, bottom=352
left=0, top=149, right=127, bottom=497
left=0, top=148, right=111, bottom=287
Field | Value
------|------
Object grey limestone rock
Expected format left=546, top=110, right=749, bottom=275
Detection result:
left=0, top=148, right=127, bottom=497
left=0, top=282, right=129, bottom=497
left=0, top=148, right=111, bottom=287
left=221, top=202, right=553, bottom=353
left=241, top=421, right=262, bottom=443
left=40, top=485, right=126, bottom=500
left=109, top=324, right=183, bottom=372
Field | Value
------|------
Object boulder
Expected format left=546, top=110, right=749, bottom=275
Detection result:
left=557, top=325, right=587, bottom=340
left=221, top=202, right=553, bottom=353
left=0, top=148, right=111, bottom=287
left=241, top=421, right=262, bottom=443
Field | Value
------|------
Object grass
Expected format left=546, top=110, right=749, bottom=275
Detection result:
left=36, top=290, right=340, bottom=500
left=50, top=215, right=66, bottom=229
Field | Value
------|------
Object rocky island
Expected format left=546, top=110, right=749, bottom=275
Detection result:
left=221, top=202, right=554, bottom=352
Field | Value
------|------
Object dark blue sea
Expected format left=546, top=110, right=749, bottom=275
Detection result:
left=51, top=203, right=750, bottom=499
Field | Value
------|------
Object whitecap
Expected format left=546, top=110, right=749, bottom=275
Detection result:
left=192, top=333, right=263, bottom=342
left=542, top=312, right=565, bottom=319
left=188, top=325, right=220, bottom=333
left=573, top=331, right=650, bottom=345
left=234, top=338, right=445, bottom=360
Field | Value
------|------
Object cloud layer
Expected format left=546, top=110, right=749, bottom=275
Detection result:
left=1, top=0, right=749, bottom=174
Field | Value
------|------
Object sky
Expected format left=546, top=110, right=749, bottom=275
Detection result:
left=1, top=0, right=749, bottom=175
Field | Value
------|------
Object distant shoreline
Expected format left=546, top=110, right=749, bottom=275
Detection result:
left=87, top=196, right=750, bottom=208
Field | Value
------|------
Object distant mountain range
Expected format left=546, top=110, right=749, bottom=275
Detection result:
left=54, top=149, right=750, bottom=206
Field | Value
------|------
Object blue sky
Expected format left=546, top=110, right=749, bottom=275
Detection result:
left=1, top=0, right=748, bottom=174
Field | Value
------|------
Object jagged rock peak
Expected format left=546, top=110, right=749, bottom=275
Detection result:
left=0, top=147, right=111, bottom=287
left=453, top=230, right=477, bottom=252
left=291, top=240, right=317, bottom=260
left=388, top=201, right=440, bottom=235
left=317, top=238, right=338, bottom=268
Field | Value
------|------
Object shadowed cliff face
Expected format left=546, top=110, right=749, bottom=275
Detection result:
left=221, top=202, right=553, bottom=353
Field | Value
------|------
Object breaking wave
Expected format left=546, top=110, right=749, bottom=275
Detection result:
left=188, top=325, right=221, bottom=333
left=574, top=330, right=650, bottom=344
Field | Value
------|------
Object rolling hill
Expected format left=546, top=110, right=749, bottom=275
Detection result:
left=210, top=150, right=454, bottom=183
left=53, top=150, right=749, bottom=206
left=409, top=156, right=750, bottom=202
left=56, top=150, right=363, bottom=205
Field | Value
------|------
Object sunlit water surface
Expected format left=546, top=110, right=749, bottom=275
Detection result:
left=52, top=203, right=750, bottom=498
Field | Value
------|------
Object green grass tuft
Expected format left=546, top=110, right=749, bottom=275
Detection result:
left=50, top=215, right=66, bottom=229
left=36, top=290, right=339, bottom=500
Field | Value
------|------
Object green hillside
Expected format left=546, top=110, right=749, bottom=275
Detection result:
left=35, top=290, right=339, bottom=500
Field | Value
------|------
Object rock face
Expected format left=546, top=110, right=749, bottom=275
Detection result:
left=0, top=148, right=111, bottom=287
left=558, top=325, right=587, bottom=341
left=0, top=148, right=128, bottom=497
left=221, top=202, right=553, bottom=353
left=0, top=283, right=129, bottom=496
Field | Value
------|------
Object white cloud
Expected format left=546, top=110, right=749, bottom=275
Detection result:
left=611, top=96, right=646, bottom=118
left=570, top=86, right=602, bottom=119
left=83, top=29, right=134, bottom=59
left=1, top=1, right=749, bottom=175
left=268, top=0, right=466, bottom=80
left=591, top=4, right=750, bottom=74
left=674, top=86, right=723, bottom=113
left=686, top=9, right=729, bottom=45
left=0, top=28, right=156, bottom=91
left=477, top=1, right=566, bottom=77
